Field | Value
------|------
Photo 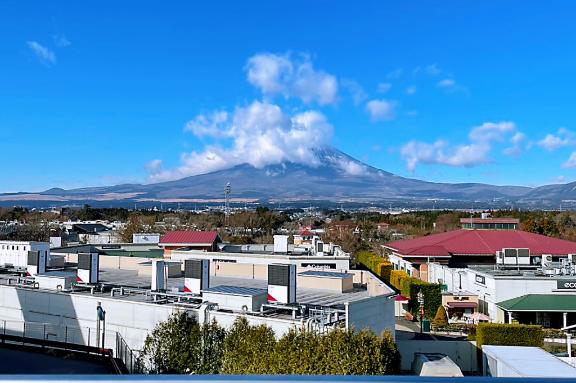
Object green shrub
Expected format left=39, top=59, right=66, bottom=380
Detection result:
left=389, top=270, right=441, bottom=319
left=476, top=323, right=544, bottom=348
left=356, top=251, right=392, bottom=281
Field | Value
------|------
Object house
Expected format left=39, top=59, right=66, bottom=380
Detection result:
left=383, top=229, right=576, bottom=280
left=159, top=231, right=222, bottom=257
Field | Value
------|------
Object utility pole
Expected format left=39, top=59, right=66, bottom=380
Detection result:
left=224, top=182, right=231, bottom=229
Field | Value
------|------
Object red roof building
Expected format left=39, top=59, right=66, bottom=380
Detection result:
left=383, top=229, right=576, bottom=280
left=159, top=231, right=221, bottom=257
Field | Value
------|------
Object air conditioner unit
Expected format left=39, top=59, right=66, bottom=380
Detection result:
left=503, top=248, right=518, bottom=265
left=26, top=250, right=47, bottom=276
left=571, top=254, right=576, bottom=264
left=184, top=259, right=209, bottom=294
left=542, top=254, right=553, bottom=269
left=77, top=253, right=99, bottom=284
left=267, top=264, right=296, bottom=304
left=496, top=251, right=504, bottom=264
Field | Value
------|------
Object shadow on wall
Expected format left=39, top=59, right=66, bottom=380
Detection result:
left=0, top=285, right=103, bottom=348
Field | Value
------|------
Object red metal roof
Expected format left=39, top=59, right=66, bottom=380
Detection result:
left=385, top=229, right=576, bottom=257
left=160, top=231, right=220, bottom=245
left=394, top=295, right=410, bottom=302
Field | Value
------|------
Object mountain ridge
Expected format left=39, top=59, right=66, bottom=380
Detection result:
left=0, top=147, right=573, bottom=208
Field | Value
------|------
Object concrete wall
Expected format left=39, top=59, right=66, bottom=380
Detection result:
left=346, top=295, right=395, bottom=338
left=396, top=340, right=479, bottom=373
left=0, top=285, right=178, bottom=350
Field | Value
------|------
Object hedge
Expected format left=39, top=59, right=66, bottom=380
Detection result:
left=356, top=251, right=393, bottom=281
left=389, top=270, right=441, bottom=320
left=476, top=323, right=544, bottom=348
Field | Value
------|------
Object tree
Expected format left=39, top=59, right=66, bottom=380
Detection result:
left=432, top=305, right=448, bottom=328
left=220, top=317, right=276, bottom=374
left=138, top=312, right=225, bottom=374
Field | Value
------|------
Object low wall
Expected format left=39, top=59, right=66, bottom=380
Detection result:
left=396, top=340, right=479, bottom=373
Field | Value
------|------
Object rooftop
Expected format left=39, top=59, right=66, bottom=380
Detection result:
left=159, top=231, right=220, bottom=245
left=482, top=346, right=576, bottom=377
left=385, top=229, right=576, bottom=257
left=0, top=268, right=375, bottom=309
left=497, top=294, right=576, bottom=312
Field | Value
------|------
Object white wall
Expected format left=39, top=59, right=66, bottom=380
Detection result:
left=346, top=295, right=395, bottom=339
left=0, top=241, right=49, bottom=268
left=0, top=285, right=178, bottom=350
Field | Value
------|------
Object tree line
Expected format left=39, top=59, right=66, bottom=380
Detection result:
left=138, top=312, right=400, bottom=375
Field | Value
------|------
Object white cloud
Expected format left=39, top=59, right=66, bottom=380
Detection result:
left=246, top=53, right=338, bottom=105
left=377, top=82, right=392, bottom=93
left=27, top=41, right=56, bottom=64
left=562, top=152, right=576, bottom=169
left=184, top=111, right=229, bottom=137
left=148, top=101, right=333, bottom=182
left=341, top=79, right=367, bottom=105
left=503, top=132, right=526, bottom=157
left=538, top=128, right=574, bottom=151
left=146, top=159, right=163, bottom=173
left=405, top=86, right=417, bottom=95
left=366, top=99, right=396, bottom=122
left=400, top=121, right=517, bottom=172
left=53, top=34, right=71, bottom=48
left=437, top=79, right=456, bottom=88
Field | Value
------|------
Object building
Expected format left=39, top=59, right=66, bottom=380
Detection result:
left=483, top=346, right=576, bottom=377
left=132, top=233, right=161, bottom=244
left=428, top=262, right=576, bottom=327
left=159, top=231, right=222, bottom=256
left=383, top=228, right=576, bottom=280
left=0, top=240, right=50, bottom=268
left=169, top=234, right=351, bottom=270
left=0, top=253, right=395, bottom=352
left=72, top=223, right=120, bottom=245
left=460, top=216, right=519, bottom=230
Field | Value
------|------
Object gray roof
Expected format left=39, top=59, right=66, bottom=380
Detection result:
left=202, top=285, right=267, bottom=297
left=298, top=270, right=353, bottom=279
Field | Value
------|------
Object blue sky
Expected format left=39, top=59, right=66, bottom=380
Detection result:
left=1, top=1, right=576, bottom=192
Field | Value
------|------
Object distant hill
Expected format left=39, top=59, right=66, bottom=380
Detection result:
left=0, top=147, right=572, bottom=208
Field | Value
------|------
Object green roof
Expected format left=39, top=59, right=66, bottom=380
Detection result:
left=497, top=294, right=576, bottom=312
left=100, top=249, right=164, bottom=258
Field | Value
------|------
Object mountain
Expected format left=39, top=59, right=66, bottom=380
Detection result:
left=0, top=147, right=571, bottom=208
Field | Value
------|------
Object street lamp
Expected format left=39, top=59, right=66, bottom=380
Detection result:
left=417, top=290, right=425, bottom=334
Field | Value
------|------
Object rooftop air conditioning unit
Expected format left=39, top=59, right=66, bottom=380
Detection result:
left=267, top=264, right=296, bottom=304
left=77, top=253, right=99, bottom=284
left=496, top=251, right=504, bottom=264
left=503, top=248, right=518, bottom=265
left=184, top=259, right=209, bottom=294
left=26, top=250, right=46, bottom=277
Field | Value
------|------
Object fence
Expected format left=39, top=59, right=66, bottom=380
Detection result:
left=0, top=319, right=140, bottom=373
